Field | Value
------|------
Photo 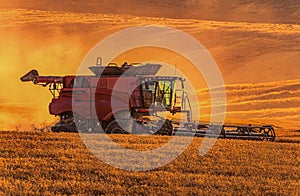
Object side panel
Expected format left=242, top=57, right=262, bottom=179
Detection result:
left=94, top=77, right=131, bottom=121
left=49, top=97, right=72, bottom=116
left=71, top=87, right=92, bottom=118
left=49, top=76, right=144, bottom=121
left=49, top=87, right=92, bottom=118
left=92, top=77, right=140, bottom=121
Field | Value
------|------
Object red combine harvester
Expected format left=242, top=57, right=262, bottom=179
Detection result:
left=21, top=60, right=275, bottom=141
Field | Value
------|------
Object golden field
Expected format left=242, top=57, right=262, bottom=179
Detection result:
left=0, top=130, right=299, bottom=195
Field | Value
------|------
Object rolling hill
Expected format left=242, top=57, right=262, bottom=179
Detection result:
left=0, top=0, right=299, bottom=24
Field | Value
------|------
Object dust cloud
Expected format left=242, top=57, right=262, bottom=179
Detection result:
left=0, top=27, right=89, bottom=128
left=0, top=4, right=299, bottom=129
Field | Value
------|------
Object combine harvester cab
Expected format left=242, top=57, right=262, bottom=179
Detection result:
left=21, top=60, right=275, bottom=141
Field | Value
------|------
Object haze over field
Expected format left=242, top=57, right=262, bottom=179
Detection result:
left=0, top=1, right=299, bottom=131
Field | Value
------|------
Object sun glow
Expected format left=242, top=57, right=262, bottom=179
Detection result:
left=0, top=8, right=299, bottom=129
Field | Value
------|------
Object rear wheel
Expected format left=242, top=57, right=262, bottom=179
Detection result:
left=105, top=120, right=130, bottom=134
left=51, top=112, right=77, bottom=133
left=52, top=112, right=97, bottom=133
left=51, top=122, right=77, bottom=133
left=155, top=119, right=174, bottom=136
left=74, top=114, right=93, bottom=133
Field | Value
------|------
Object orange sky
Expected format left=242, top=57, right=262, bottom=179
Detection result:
left=0, top=3, right=299, bottom=130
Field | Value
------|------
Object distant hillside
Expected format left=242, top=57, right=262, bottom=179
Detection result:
left=1, top=0, right=299, bottom=24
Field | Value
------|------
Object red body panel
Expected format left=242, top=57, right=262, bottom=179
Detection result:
left=49, top=76, right=142, bottom=122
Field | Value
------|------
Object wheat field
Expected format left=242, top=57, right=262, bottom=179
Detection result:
left=0, top=130, right=299, bottom=195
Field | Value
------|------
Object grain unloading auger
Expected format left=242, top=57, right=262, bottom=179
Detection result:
left=20, top=61, right=275, bottom=141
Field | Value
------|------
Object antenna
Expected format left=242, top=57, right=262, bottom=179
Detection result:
left=174, top=63, right=177, bottom=76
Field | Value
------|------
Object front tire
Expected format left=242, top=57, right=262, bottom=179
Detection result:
left=155, top=119, right=174, bottom=136
left=51, top=122, right=77, bottom=133
left=105, top=120, right=130, bottom=134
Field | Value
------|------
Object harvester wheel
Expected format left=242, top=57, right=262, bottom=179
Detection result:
left=73, top=114, right=97, bottom=133
left=105, top=120, right=129, bottom=134
left=51, top=122, right=77, bottom=133
left=156, top=119, right=173, bottom=136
